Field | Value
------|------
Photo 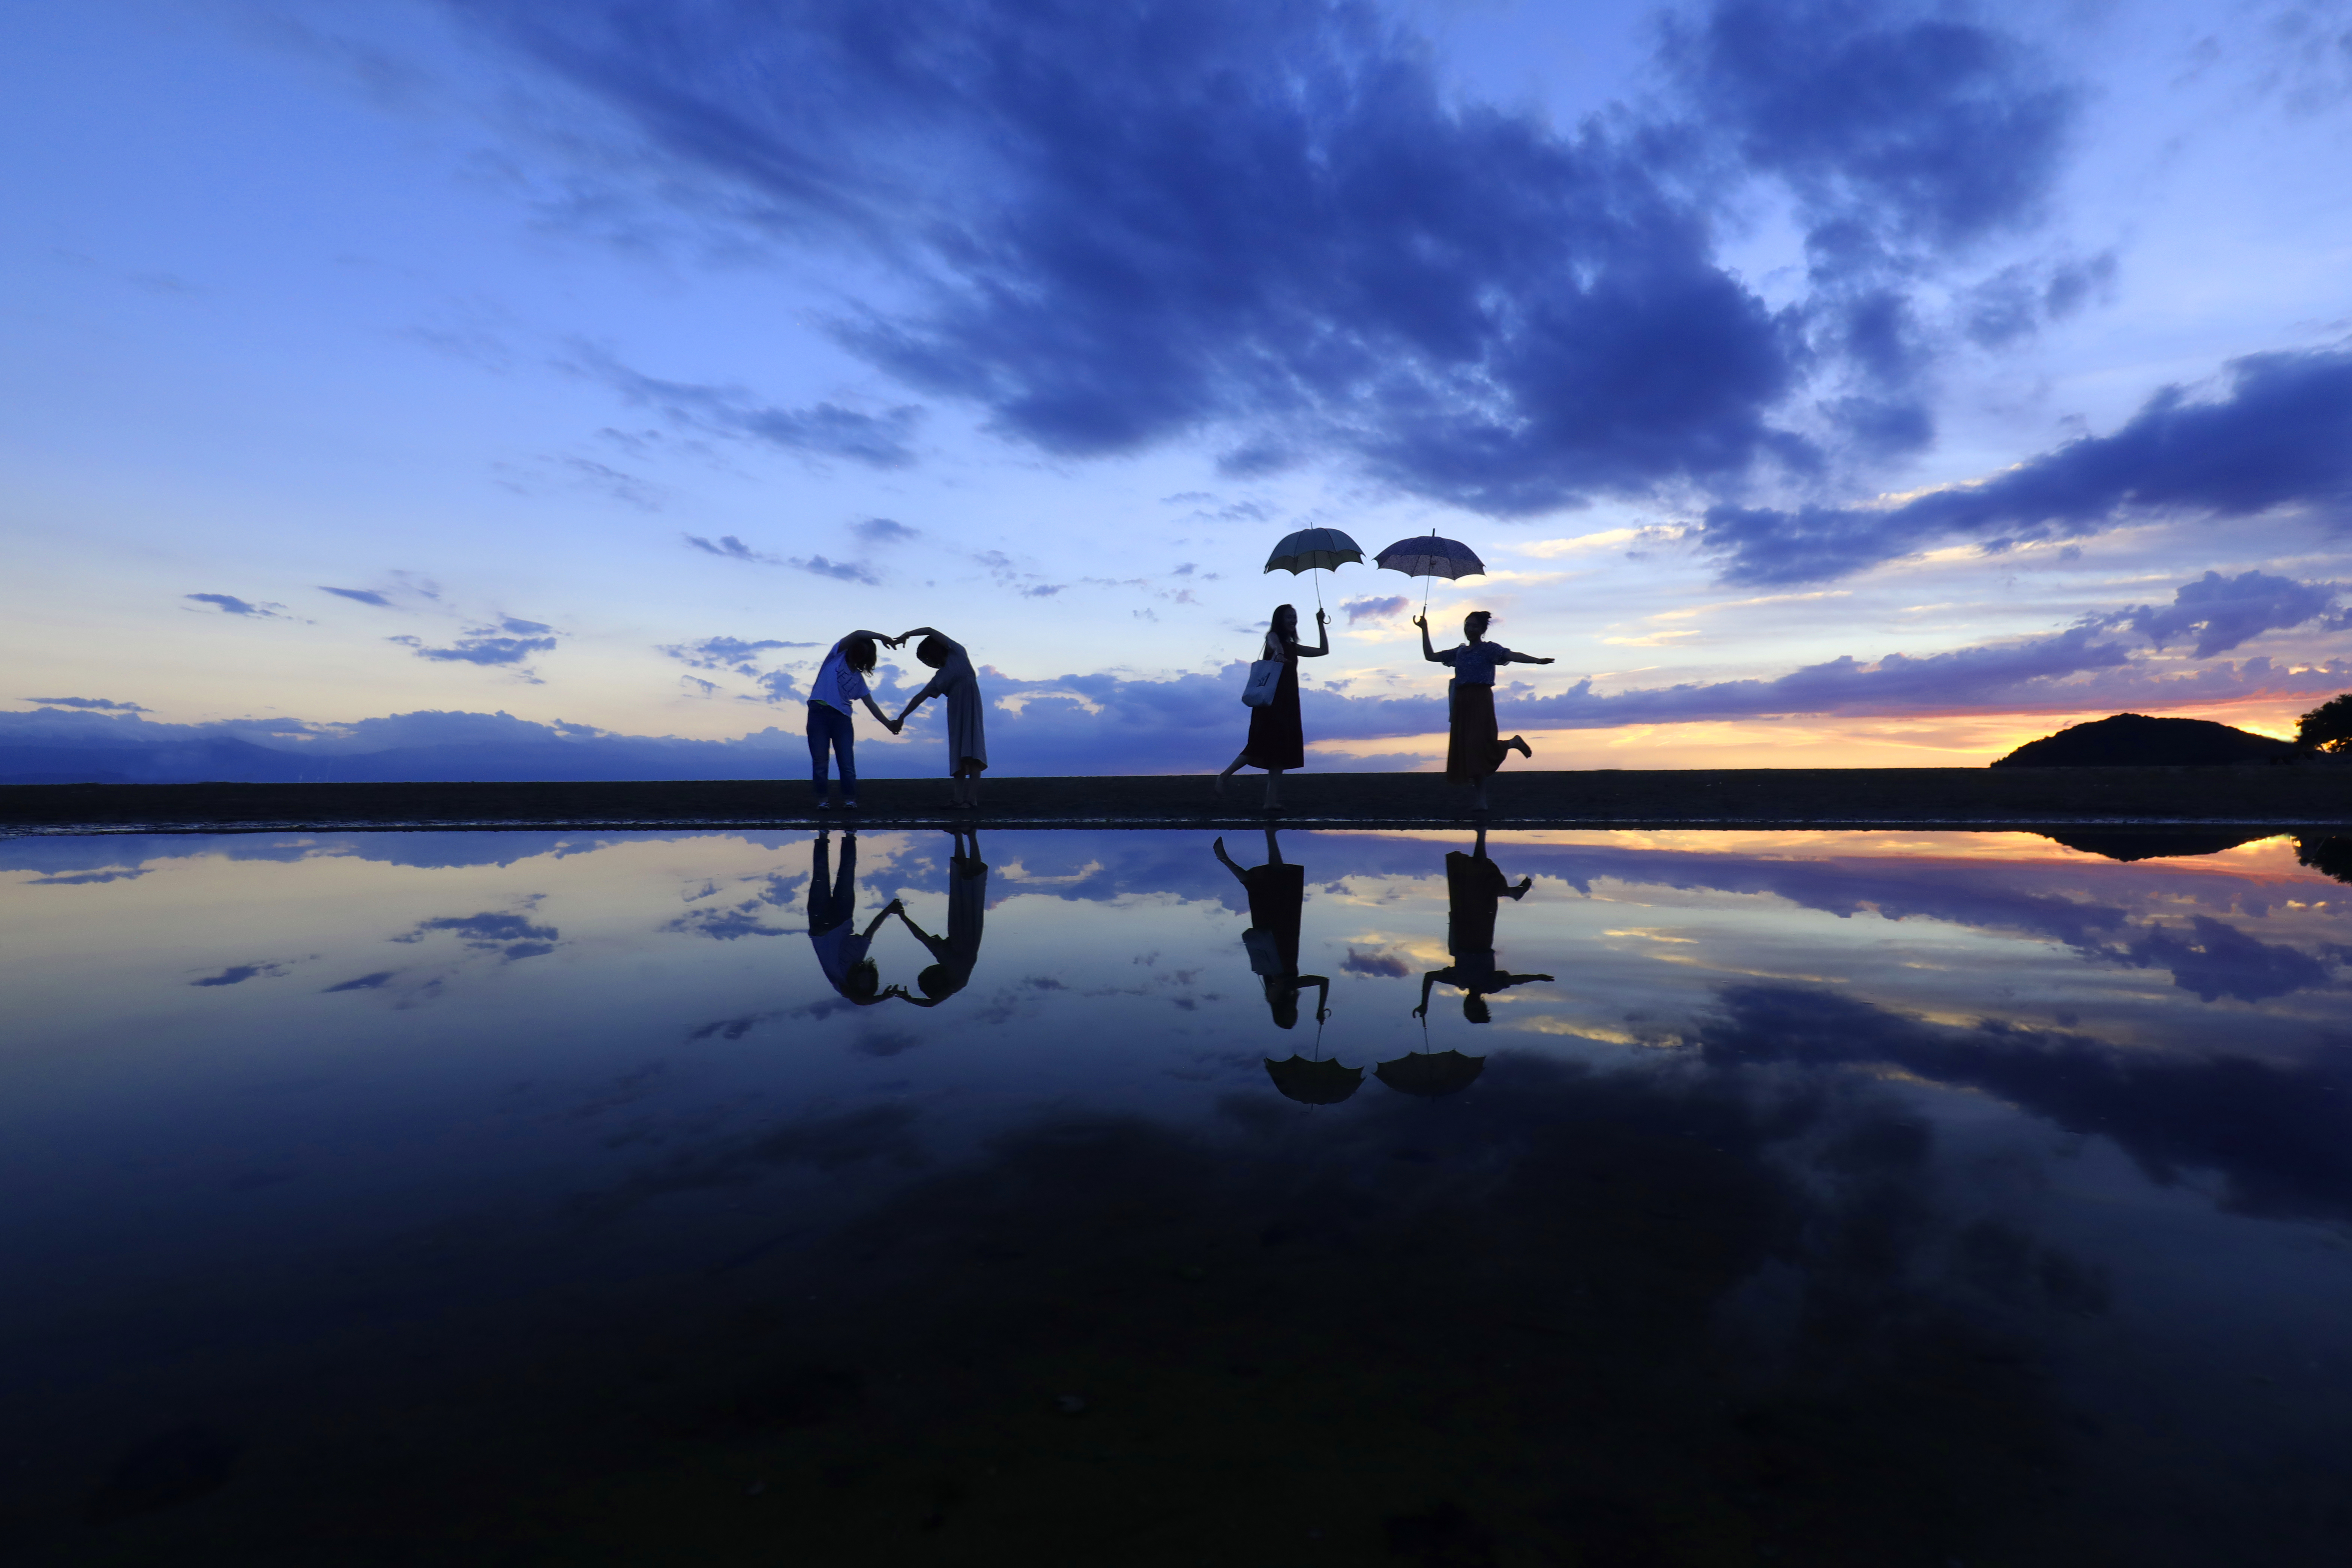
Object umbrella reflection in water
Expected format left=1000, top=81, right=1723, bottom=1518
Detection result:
left=1264, top=1054, right=1364, bottom=1104
left=1373, top=1049, right=1486, bottom=1099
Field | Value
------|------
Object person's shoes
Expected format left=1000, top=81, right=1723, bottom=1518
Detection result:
left=1509, top=735, right=1533, bottom=759
left=813, top=798, right=835, bottom=810
left=843, top=800, right=861, bottom=811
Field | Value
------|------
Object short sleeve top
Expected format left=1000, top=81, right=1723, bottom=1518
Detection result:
left=1437, top=641, right=1517, bottom=686
left=810, top=640, right=872, bottom=713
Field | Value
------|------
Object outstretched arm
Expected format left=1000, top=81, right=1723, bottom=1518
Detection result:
left=1302, top=976, right=1331, bottom=1022
left=861, top=692, right=902, bottom=733
left=1489, top=971, right=1556, bottom=991
left=861, top=898, right=906, bottom=940
left=1412, top=614, right=1443, bottom=663
left=1413, top=970, right=1440, bottom=1018
left=888, top=905, right=951, bottom=962
left=846, top=629, right=899, bottom=648
left=1297, top=607, right=1332, bottom=658
left=1506, top=650, right=1556, bottom=665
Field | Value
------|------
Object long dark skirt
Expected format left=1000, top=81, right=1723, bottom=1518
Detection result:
left=1240, top=661, right=1304, bottom=771
left=1446, top=682, right=1511, bottom=784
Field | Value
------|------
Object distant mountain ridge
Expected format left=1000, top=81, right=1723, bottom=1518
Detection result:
left=1992, top=713, right=2297, bottom=768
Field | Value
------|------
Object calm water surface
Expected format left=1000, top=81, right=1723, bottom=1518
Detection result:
left=4, top=825, right=2351, bottom=1565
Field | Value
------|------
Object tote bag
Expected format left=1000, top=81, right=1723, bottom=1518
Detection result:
left=1241, top=657, right=1285, bottom=707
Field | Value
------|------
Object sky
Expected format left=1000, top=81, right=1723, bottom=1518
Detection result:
left=5, top=0, right=2352, bottom=777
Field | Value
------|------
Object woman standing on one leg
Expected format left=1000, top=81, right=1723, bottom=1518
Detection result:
left=891, top=627, right=988, bottom=811
left=1217, top=603, right=1329, bottom=812
left=807, top=630, right=902, bottom=811
left=1413, top=825, right=1552, bottom=1024
left=1415, top=610, right=1553, bottom=813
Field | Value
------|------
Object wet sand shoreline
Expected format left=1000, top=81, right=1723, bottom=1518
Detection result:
left=6, top=766, right=2351, bottom=835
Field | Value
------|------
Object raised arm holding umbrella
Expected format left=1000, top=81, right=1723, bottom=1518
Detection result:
left=1215, top=528, right=1362, bottom=812
left=1374, top=531, right=1553, bottom=814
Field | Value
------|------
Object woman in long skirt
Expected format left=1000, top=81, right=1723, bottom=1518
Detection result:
left=1217, top=603, right=1329, bottom=811
left=1213, top=828, right=1331, bottom=1030
left=1415, top=609, right=1553, bottom=812
left=892, top=627, right=989, bottom=810
left=887, top=827, right=988, bottom=1006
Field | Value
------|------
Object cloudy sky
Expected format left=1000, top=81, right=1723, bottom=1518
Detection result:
left=6, top=0, right=2352, bottom=774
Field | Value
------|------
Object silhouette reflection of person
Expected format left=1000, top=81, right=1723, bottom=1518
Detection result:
left=1415, top=827, right=1552, bottom=1024
left=887, top=828, right=989, bottom=1007
left=806, top=829, right=904, bottom=1006
left=1214, top=828, right=1330, bottom=1030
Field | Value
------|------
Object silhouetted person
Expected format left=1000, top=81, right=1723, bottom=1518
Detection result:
left=1414, top=609, right=1554, bottom=812
left=1217, top=603, right=1330, bottom=812
left=1415, top=827, right=1551, bottom=1023
left=892, top=627, right=989, bottom=811
left=887, top=827, right=989, bottom=1006
left=1214, top=828, right=1331, bottom=1029
left=806, top=829, right=904, bottom=1006
left=807, top=629, right=904, bottom=810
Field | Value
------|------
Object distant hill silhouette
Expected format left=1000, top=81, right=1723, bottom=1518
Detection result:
left=2038, top=828, right=2279, bottom=862
left=1992, top=713, right=2297, bottom=768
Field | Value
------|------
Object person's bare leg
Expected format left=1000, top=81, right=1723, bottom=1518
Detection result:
left=966, top=773, right=982, bottom=812
left=1263, top=768, right=1284, bottom=810
left=1473, top=777, right=1491, bottom=813
left=1216, top=755, right=1247, bottom=798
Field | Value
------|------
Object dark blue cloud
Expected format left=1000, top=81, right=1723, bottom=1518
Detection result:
left=2103, top=569, right=2340, bottom=659
left=1341, top=596, right=1409, bottom=625
left=323, top=971, right=397, bottom=992
left=186, top=593, right=295, bottom=619
left=661, top=635, right=805, bottom=676
left=21, top=696, right=150, bottom=712
left=575, top=347, right=920, bottom=467
left=793, top=555, right=879, bottom=585
left=455, top=0, right=2078, bottom=515
left=1702, top=346, right=2352, bottom=584
left=1662, top=0, right=2076, bottom=250
left=1701, top=985, right=2352, bottom=1222
left=395, top=909, right=560, bottom=960
left=684, top=533, right=780, bottom=564
left=320, top=587, right=394, bottom=607
left=390, top=624, right=560, bottom=669
left=192, top=963, right=289, bottom=987
left=853, top=517, right=919, bottom=546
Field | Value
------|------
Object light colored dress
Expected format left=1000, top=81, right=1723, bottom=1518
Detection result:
left=913, top=638, right=989, bottom=775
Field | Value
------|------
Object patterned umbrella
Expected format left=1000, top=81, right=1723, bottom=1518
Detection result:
left=1263, top=527, right=1364, bottom=614
left=1374, top=532, right=1485, bottom=615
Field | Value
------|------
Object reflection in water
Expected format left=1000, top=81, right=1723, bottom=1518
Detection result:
left=7, top=826, right=2352, bottom=1563
left=1214, top=829, right=1329, bottom=1029
left=2039, top=827, right=2279, bottom=862
left=1413, top=827, right=1554, bottom=1024
left=2297, top=833, right=2352, bottom=882
left=804, top=829, right=897, bottom=1006
left=1262, top=1053, right=1363, bottom=1103
left=885, top=827, right=988, bottom=1007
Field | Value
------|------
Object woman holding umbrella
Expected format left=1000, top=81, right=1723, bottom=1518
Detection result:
left=1415, top=609, right=1551, bottom=812
left=1216, top=603, right=1329, bottom=810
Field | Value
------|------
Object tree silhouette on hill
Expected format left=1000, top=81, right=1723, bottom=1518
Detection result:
left=2296, top=693, right=2352, bottom=754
